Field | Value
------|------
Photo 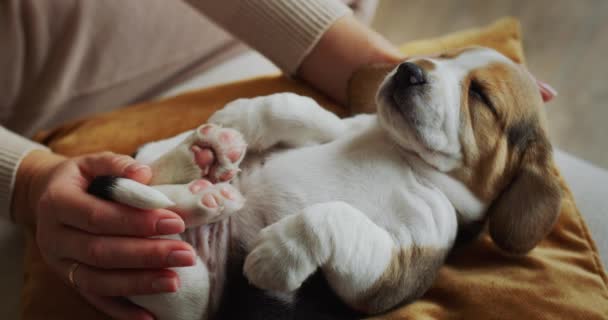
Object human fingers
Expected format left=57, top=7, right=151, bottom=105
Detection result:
left=58, top=259, right=180, bottom=296
left=51, top=188, right=184, bottom=236
left=50, top=225, right=195, bottom=269
left=77, top=152, right=152, bottom=183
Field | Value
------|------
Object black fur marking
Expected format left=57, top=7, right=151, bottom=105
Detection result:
left=295, top=272, right=362, bottom=320
left=214, top=245, right=293, bottom=320
left=214, top=243, right=361, bottom=320
left=507, top=119, right=537, bottom=149
left=87, top=175, right=119, bottom=201
left=452, top=218, right=485, bottom=250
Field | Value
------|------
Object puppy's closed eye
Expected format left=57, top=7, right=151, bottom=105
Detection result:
left=469, top=80, right=498, bottom=117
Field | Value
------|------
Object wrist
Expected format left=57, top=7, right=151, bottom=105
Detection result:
left=297, top=15, right=404, bottom=105
left=11, top=150, right=66, bottom=225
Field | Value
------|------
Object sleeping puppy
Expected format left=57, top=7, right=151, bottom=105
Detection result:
left=88, top=47, right=562, bottom=320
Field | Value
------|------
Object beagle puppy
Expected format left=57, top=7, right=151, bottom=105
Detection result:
left=89, top=47, right=562, bottom=320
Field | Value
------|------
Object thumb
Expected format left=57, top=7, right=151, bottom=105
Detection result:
left=78, top=152, right=152, bottom=184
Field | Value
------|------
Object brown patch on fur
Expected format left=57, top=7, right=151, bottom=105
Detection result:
left=451, top=62, right=538, bottom=200
left=416, top=59, right=436, bottom=72
left=348, top=63, right=398, bottom=114
left=437, top=47, right=477, bottom=59
left=450, top=61, right=562, bottom=254
left=353, top=246, right=446, bottom=314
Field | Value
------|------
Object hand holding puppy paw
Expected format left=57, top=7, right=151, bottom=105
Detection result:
left=12, top=150, right=197, bottom=320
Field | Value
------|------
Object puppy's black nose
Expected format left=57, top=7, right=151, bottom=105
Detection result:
left=394, top=62, right=426, bottom=87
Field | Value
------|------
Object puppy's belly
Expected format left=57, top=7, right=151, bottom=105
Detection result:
left=180, top=219, right=232, bottom=317
left=234, top=141, right=459, bottom=250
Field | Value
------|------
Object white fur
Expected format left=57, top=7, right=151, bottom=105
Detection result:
left=111, top=178, right=174, bottom=209
left=137, top=131, right=193, bottom=165
left=209, top=94, right=346, bottom=150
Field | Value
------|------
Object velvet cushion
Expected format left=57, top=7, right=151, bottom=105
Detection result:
left=22, top=18, right=608, bottom=319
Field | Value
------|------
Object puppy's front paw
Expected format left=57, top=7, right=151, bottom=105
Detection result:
left=243, top=219, right=317, bottom=292
left=193, top=124, right=246, bottom=182
left=209, top=98, right=269, bottom=150
left=149, top=124, right=246, bottom=185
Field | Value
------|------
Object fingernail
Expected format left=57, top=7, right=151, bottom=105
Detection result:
left=167, top=250, right=195, bottom=266
left=156, top=218, right=185, bottom=234
left=152, top=276, right=179, bottom=292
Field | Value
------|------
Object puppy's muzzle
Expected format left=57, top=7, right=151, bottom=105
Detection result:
left=389, top=62, right=427, bottom=114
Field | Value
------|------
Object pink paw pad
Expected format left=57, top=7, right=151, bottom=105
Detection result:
left=227, top=147, right=245, bottom=163
left=219, top=131, right=234, bottom=144
left=190, top=145, right=214, bottom=173
left=201, top=193, right=218, bottom=208
left=220, top=187, right=235, bottom=200
left=183, top=182, right=245, bottom=224
left=199, top=124, right=214, bottom=135
left=189, top=179, right=212, bottom=193
left=192, top=123, right=247, bottom=183
left=218, top=170, right=238, bottom=182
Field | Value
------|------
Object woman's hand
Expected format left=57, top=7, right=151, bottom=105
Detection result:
left=13, top=150, right=196, bottom=320
left=298, top=14, right=405, bottom=105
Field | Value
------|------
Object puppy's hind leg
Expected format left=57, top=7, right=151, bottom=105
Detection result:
left=243, top=202, right=438, bottom=314
left=209, top=93, right=347, bottom=152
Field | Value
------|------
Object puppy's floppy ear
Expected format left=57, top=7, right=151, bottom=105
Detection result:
left=488, top=127, right=562, bottom=254
left=348, top=63, right=399, bottom=114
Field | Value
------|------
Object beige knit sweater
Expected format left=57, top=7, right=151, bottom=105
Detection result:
left=0, top=0, right=351, bottom=220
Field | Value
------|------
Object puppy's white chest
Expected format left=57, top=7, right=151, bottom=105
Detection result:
left=236, top=128, right=458, bottom=249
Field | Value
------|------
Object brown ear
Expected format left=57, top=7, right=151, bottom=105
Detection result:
left=488, top=139, right=562, bottom=254
left=348, top=63, right=398, bottom=114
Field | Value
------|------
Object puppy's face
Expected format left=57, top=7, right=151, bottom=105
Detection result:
left=377, top=47, right=562, bottom=254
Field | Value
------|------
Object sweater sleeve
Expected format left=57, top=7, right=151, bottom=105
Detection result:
left=187, top=0, right=352, bottom=75
left=0, top=127, right=49, bottom=221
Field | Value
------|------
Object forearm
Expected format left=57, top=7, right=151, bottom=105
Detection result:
left=189, top=1, right=402, bottom=105
left=0, top=127, right=54, bottom=223
left=297, top=14, right=403, bottom=104
left=188, top=0, right=351, bottom=74
left=12, top=149, right=65, bottom=225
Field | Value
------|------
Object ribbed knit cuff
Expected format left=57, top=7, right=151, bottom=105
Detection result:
left=0, top=127, right=49, bottom=222
left=192, top=0, right=352, bottom=74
